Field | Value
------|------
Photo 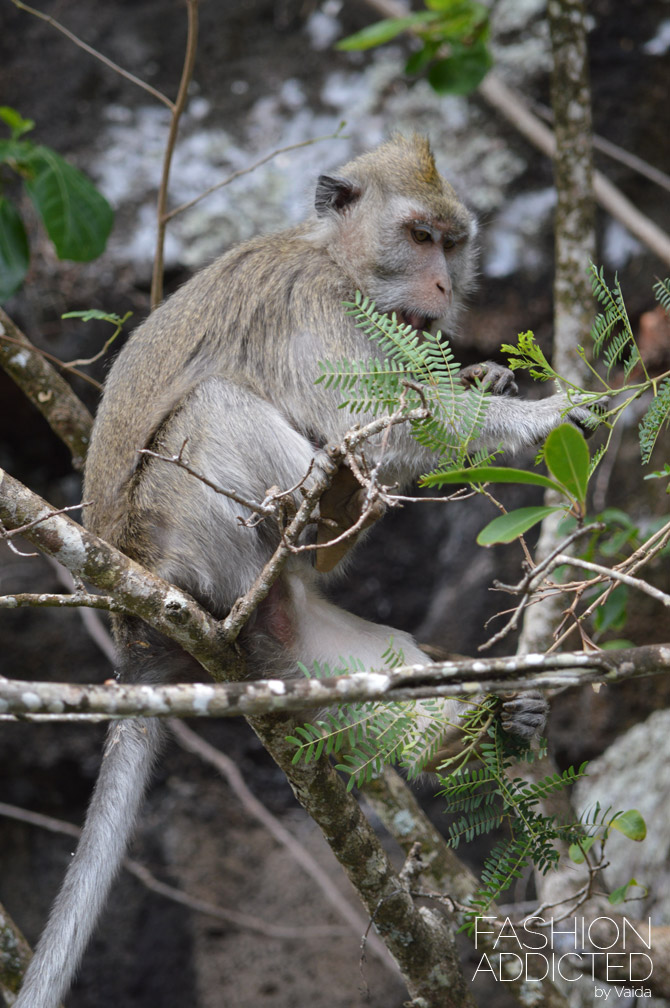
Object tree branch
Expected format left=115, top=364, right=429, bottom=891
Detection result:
left=0, top=467, right=234, bottom=676
left=0, top=309, right=94, bottom=471
left=2, top=645, right=669, bottom=720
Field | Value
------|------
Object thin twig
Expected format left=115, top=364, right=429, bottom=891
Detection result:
left=552, top=553, right=670, bottom=607
left=139, top=443, right=281, bottom=521
left=164, top=127, right=347, bottom=223
left=479, top=523, right=602, bottom=651
left=151, top=0, right=199, bottom=308
left=10, top=0, right=174, bottom=110
left=169, top=721, right=394, bottom=969
left=0, top=801, right=343, bottom=939
left=221, top=403, right=429, bottom=639
left=0, top=502, right=90, bottom=540
left=533, top=101, right=670, bottom=196
left=0, top=591, right=122, bottom=612
left=0, top=332, right=102, bottom=389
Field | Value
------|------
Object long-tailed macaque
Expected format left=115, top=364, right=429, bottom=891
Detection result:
left=16, top=135, right=596, bottom=1006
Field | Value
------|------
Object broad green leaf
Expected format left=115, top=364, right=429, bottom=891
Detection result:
left=0, top=106, right=35, bottom=139
left=422, top=465, right=564, bottom=492
left=608, top=883, right=629, bottom=904
left=336, top=13, right=438, bottom=51
left=0, top=197, right=30, bottom=300
left=544, top=423, right=590, bottom=504
left=0, top=137, right=30, bottom=165
left=593, top=584, right=628, bottom=632
left=608, top=879, right=646, bottom=905
left=23, top=145, right=113, bottom=261
left=427, top=41, right=492, bottom=95
left=426, top=0, right=488, bottom=17
left=477, top=505, right=563, bottom=546
left=405, top=41, right=440, bottom=76
left=568, top=834, right=597, bottom=864
left=610, top=809, right=646, bottom=842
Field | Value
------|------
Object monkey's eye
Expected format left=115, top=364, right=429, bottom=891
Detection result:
left=412, top=228, right=432, bottom=244
left=443, top=237, right=456, bottom=251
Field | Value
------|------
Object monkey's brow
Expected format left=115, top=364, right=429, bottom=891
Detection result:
left=407, top=216, right=466, bottom=237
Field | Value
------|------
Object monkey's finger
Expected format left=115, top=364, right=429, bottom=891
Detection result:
left=567, top=396, right=609, bottom=438
left=459, top=361, right=518, bottom=396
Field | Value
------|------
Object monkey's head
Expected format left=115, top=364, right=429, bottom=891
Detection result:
left=315, top=134, right=477, bottom=332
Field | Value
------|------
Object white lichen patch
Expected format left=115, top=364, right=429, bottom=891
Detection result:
left=268, top=680, right=286, bottom=695
left=20, top=691, right=41, bottom=711
left=335, top=672, right=388, bottom=694
left=138, top=685, right=171, bottom=715
left=10, top=350, right=31, bottom=369
left=391, top=809, right=416, bottom=837
left=164, top=588, right=188, bottom=610
left=54, top=524, right=87, bottom=571
left=192, top=682, right=216, bottom=715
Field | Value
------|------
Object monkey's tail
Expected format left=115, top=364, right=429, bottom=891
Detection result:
left=16, top=717, right=164, bottom=1008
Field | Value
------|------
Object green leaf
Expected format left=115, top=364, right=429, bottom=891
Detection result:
left=405, top=40, right=440, bottom=76
left=608, top=879, right=646, bottom=905
left=62, top=308, right=128, bottom=325
left=593, top=584, right=628, bottom=633
left=23, top=145, right=113, bottom=261
left=568, top=834, right=597, bottom=863
left=501, top=331, right=554, bottom=381
left=0, top=106, right=35, bottom=139
left=0, top=197, right=30, bottom=300
left=544, top=424, right=590, bottom=504
left=644, top=462, right=670, bottom=481
left=421, top=465, right=565, bottom=492
left=0, top=137, right=31, bottom=166
left=427, top=41, right=492, bottom=95
left=610, top=809, right=646, bottom=842
left=336, top=13, right=438, bottom=50
left=476, top=506, right=563, bottom=546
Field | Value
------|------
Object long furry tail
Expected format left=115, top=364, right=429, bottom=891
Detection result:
left=16, top=718, right=164, bottom=1008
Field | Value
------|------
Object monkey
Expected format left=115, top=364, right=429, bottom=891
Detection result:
left=15, top=135, right=598, bottom=1006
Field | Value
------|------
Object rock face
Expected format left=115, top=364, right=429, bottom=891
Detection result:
left=574, top=708, right=670, bottom=923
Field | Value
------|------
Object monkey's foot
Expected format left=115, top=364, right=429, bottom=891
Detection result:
left=500, top=691, right=548, bottom=740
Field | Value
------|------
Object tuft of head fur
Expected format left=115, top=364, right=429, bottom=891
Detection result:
left=338, top=133, right=458, bottom=213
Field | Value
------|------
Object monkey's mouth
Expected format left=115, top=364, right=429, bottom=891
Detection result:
left=396, top=310, right=436, bottom=333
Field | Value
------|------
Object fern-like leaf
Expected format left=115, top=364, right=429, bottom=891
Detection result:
left=653, top=277, right=670, bottom=315
left=639, top=378, right=670, bottom=464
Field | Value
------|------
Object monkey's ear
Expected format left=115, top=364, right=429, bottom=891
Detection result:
left=315, top=174, right=360, bottom=216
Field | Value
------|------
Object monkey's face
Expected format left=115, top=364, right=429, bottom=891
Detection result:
left=315, top=137, right=478, bottom=334
left=364, top=196, right=476, bottom=334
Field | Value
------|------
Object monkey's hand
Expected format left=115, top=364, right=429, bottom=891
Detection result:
left=499, top=690, right=548, bottom=741
left=565, top=396, right=609, bottom=439
left=459, top=361, right=519, bottom=396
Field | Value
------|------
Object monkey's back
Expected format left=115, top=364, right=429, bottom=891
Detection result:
left=84, top=225, right=353, bottom=547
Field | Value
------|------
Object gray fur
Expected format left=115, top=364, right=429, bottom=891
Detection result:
left=17, top=136, right=587, bottom=1005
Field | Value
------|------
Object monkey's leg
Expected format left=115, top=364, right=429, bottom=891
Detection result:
left=16, top=717, right=164, bottom=1008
